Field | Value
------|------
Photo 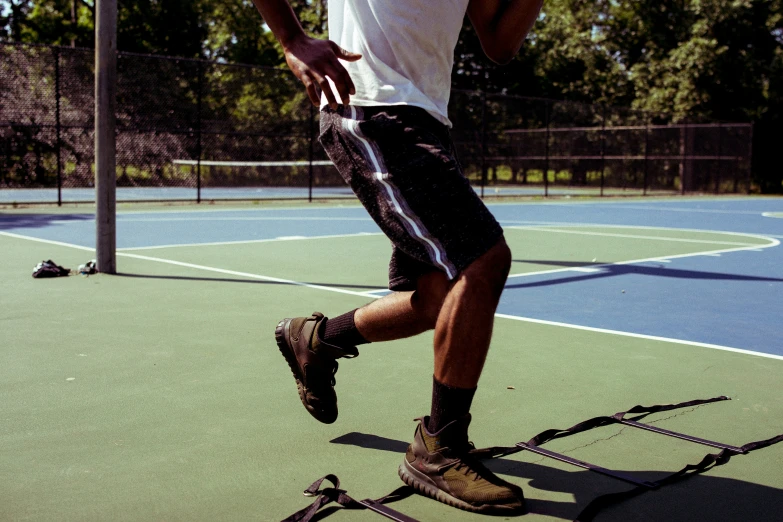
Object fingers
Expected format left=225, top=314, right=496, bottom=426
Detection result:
left=330, top=41, right=362, bottom=62
left=323, top=65, right=356, bottom=107
left=313, top=72, right=339, bottom=109
left=328, top=42, right=360, bottom=103
left=303, top=78, right=320, bottom=107
left=286, top=39, right=362, bottom=109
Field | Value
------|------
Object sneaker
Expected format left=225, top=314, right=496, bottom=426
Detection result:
left=398, top=415, right=525, bottom=514
left=274, top=312, right=358, bottom=424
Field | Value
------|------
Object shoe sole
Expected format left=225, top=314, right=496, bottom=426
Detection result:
left=274, top=318, right=336, bottom=424
left=398, top=459, right=525, bottom=515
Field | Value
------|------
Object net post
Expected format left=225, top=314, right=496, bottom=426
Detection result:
left=54, top=46, right=63, bottom=207
left=544, top=100, right=550, bottom=197
left=94, top=0, right=117, bottom=273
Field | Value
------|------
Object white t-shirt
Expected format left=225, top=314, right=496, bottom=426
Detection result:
left=323, top=0, right=469, bottom=126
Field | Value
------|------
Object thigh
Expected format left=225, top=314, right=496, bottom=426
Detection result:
left=319, top=105, right=503, bottom=287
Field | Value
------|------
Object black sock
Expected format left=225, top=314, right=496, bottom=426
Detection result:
left=321, top=309, right=369, bottom=348
left=428, top=376, right=477, bottom=433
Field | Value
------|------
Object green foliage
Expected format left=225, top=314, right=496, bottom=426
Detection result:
left=2, top=0, right=781, bottom=191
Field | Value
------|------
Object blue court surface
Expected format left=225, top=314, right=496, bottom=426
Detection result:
left=2, top=197, right=782, bottom=358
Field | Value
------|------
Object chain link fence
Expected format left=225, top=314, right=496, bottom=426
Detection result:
left=1, top=42, right=753, bottom=205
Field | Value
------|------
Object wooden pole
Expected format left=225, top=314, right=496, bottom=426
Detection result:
left=95, top=0, right=117, bottom=273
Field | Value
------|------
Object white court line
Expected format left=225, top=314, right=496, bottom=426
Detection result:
left=2, top=230, right=779, bottom=360
left=495, top=313, right=783, bottom=361
left=117, top=253, right=383, bottom=298
left=505, top=225, right=765, bottom=247
left=507, top=243, right=776, bottom=279
left=117, top=232, right=383, bottom=251
left=0, top=230, right=386, bottom=297
left=498, top=220, right=779, bottom=242
left=567, top=204, right=770, bottom=215
left=504, top=226, right=779, bottom=279
left=0, top=231, right=95, bottom=252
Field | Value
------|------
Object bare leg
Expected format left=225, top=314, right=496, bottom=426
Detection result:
left=354, top=270, right=450, bottom=342
left=433, top=238, right=512, bottom=388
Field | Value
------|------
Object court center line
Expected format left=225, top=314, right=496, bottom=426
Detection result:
left=118, top=232, right=384, bottom=251
left=495, top=313, right=783, bottom=361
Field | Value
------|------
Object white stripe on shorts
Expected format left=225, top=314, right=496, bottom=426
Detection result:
left=344, top=106, right=456, bottom=279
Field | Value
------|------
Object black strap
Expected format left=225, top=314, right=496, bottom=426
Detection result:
left=281, top=398, right=781, bottom=522
left=281, top=474, right=416, bottom=522
left=470, top=396, right=731, bottom=460
left=574, top=432, right=783, bottom=522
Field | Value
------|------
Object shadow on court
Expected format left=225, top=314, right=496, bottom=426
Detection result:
left=0, top=212, right=93, bottom=230
left=508, top=259, right=783, bottom=290
left=329, top=432, right=783, bottom=521
left=115, top=272, right=385, bottom=290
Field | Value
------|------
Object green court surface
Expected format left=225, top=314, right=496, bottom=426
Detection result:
left=1, top=223, right=782, bottom=521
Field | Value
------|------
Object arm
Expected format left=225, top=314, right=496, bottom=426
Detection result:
left=250, top=0, right=361, bottom=107
left=467, top=0, right=544, bottom=65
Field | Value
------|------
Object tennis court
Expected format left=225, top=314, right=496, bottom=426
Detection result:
left=1, top=196, right=782, bottom=521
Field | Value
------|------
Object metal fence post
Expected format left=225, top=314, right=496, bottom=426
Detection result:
left=747, top=122, right=753, bottom=194
left=308, top=103, right=314, bottom=202
left=716, top=123, right=723, bottom=194
left=196, top=60, right=203, bottom=204
left=600, top=105, right=606, bottom=197
left=54, top=46, right=63, bottom=206
left=680, top=122, right=688, bottom=195
left=643, top=115, right=649, bottom=196
left=544, top=100, right=550, bottom=198
left=480, top=91, right=487, bottom=199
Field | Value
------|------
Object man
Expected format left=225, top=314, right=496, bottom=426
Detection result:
left=254, top=0, right=543, bottom=514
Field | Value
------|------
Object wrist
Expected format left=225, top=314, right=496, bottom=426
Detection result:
left=279, top=28, right=309, bottom=52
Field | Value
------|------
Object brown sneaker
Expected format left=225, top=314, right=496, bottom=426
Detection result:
left=398, top=415, right=525, bottom=514
left=274, top=312, right=358, bottom=424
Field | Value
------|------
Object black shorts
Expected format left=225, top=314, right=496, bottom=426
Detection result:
left=319, top=105, right=504, bottom=291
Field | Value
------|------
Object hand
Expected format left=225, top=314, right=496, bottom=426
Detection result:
left=283, top=35, right=362, bottom=109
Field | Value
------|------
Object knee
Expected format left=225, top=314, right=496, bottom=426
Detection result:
left=465, top=239, right=512, bottom=294
left=488, top=239, right=512, bottom=279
